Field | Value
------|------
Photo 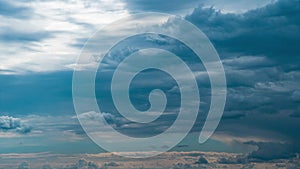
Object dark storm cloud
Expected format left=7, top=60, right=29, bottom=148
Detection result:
left=214, top=111, right=300, bottom=160
left=0, top=0, right=298, bottom=158
left=123, top=0, right=273, bottom=14
left=185, top=1, right=300, bottom=142
left=0, top=0, right=33, bottom=19
left=215, top=141, right=299, bottom=162
left=187, top=0, right=300, bottom=65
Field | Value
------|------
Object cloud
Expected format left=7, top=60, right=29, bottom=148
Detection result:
left=104, top=162, right=120, bottom=167
left=212, top=111, right=300, bottom=162
left=42, top=164, right=52, bottom=169
left=62, top=159, right=100, bottom=169
left=0, top=1, right=33, bottom=19
left=17, top=161, right=30, bottom=169
left=195, top=156, right=209, bottom=164
left=291, top=90, right=300, bottom=102
left=76, top=111, right=127, bottom=128
left=0, top=0, right=299, bottom=158
left=222, top=56, right=274, bottom=70
left=187, top=0, right=300, bottom=66
left=7, top=151, right=300, bottom=168
left=246, top=141, right=299, bottom=161
left=183, top=1, right=300, bottom=149
left=0, top=116, right=32, bottom=135
left=0, top=0, right=128, bottom=74
left=123, top=0, right=273, bottom=14
left=214, top=140, right=299, bottom=162
left=123, top=0, right=200, bottom=14
left=0, top=28, right=54, bottom=43
left=221, top=111, right=246, bottom=120
left=218, top=156, right=247, bottom=164
left=76, top=111, right=170, bottom=138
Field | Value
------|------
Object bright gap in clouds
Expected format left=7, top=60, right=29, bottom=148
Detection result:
left=0, top=0, right=129, bottom=74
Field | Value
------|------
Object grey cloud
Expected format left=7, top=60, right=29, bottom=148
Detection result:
left=123, top=0, right=272, bottom=14
left=221, top=111, right=246, bottom=120
left=216, top=141, right=299, bottom=162
left=0, top=28, right=54, bottom=43
left=290, top=113, right=300, bottom=118
left=61, top=159, right=100, bottom=169
left=223, top=69, right=300, bottom=116
left=215, top=110, right=300, bottom=155
left=246, top=141, right=298, bottom=161
left=187, top=0, right=300, bottom=66
left=123, top=0, right=200, bottom=13
left=77, top=111, right=175, bottom=137
left=104, top=162, right=119, bottom=167
left=0, top=116, right=21, bottom=129
left=42, top=164, right=52, bottom=169
left=195, top=156, right=209, bottom=164
left=222, top=56, right=274, bottom=70
left=77, top=111, right=127, bottom=128
left=218, top=155, right=247, bottom=164
left=291, top=90, right=300, bottom=102
left=0, top=1, right=33, bottom=19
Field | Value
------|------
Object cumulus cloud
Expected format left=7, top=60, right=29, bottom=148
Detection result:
left=0, top=116, right=32, bottom=135
left=76, top=111, right=126, bottom=128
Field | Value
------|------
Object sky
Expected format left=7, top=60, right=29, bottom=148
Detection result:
left=0, top=0, right=300, bottom=163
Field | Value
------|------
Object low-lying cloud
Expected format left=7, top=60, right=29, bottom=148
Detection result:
left=0, top=115, right=32, bottom=135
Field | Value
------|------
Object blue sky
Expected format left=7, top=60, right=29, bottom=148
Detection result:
left=0, top=0, right=300, bottom=162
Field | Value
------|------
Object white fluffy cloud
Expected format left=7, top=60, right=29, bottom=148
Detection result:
left=0, top=116, right=32, bottom=136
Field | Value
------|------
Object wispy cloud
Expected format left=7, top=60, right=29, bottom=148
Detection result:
left=0, top=1, right=33, bottom=18
left=0, top=0, right=128, bottom=74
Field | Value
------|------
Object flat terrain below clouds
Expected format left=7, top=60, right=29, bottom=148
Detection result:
left=0, top=151, right=299, bottom=169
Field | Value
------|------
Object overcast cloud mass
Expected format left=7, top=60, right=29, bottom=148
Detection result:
left=0, top=0, right=299, bottom=166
